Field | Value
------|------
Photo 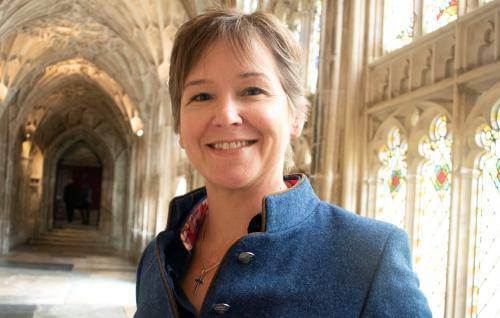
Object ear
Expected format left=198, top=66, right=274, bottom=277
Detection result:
left=290, top=116, right=304, bottom=139
left=290, top=102, right=308, bottom=139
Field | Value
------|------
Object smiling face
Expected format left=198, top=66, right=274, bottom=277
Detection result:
left=179, top=39, right=302, bottom=191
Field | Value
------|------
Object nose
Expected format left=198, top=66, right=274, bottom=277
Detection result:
left=212, top=95, right=243, bottom=127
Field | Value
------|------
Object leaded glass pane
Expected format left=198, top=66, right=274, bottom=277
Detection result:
left=423, top=0, right=458, bottom=34
left=471, top=104, right=500, bottom=318
left=383, top=0, right=414, bottom=52
left=414, top=115, right=452, bottom=318
left=376, top=128, right=408, bottom=228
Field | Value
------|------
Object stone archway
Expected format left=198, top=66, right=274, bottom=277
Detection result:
left=35, top=126, right=128, bottom=250
left=53, top=141, right=103, bottom=228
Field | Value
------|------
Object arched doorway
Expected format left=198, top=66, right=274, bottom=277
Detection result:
left=53, top=141, right=103, bottom=228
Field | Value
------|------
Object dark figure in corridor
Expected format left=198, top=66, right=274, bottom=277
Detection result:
left=63, top=181, right=77, bottom=223
left=81, top=183, right=92, bottom=225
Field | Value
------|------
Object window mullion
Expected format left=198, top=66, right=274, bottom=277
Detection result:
left=414, top=0, right=424, bottom=39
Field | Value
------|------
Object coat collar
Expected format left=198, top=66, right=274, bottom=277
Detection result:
left=261, top=174, right=319, bottom=233
left=165, top=174, right=320, bottom=234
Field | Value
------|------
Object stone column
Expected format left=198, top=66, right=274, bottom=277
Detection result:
left=312, top=0, right=368, bottom=213
left=405, top=173, right=418, bottom=248
left=452, top=167, right=477, bottom=318
left=448, top=87, right=475, bottom=318
left=0, top=108, right=9, bottom=254
left=311, top=0, right=345, bottom=204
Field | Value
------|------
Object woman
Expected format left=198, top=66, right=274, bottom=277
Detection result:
left=135, top=9, right=431, bottom=318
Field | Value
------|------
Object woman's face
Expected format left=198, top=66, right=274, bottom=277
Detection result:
left=179, top=38, right=301, bottom=191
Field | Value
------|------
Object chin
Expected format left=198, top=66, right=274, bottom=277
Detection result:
left=205, top=170, right=254, bottom=190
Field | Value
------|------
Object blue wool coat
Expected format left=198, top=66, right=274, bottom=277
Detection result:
left=135, top=175, right=431, bottom=317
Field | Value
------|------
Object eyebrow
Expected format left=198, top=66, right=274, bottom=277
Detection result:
left=238, top=72, right=270, bottom=80
left=183, top=72, right=270, bottom=89
left=183, top=79, right=214, bottom=89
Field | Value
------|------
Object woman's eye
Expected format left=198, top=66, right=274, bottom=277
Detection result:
left=243, top=87, right=266, bottom=96
left=190, top=93, right=212, bottom=102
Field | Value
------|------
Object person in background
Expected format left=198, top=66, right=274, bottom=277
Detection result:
left=135, top=9, right=432, bottom=318
left=63, top=179, right=77, bottom=223
left=81, top=181, right=92, bottom=225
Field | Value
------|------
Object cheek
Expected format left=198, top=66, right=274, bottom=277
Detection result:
left=179, top=114, right=196, bottom=149
left=257, top=96, right=290, bottom=122
left=254, top=108, right=293, bottom=144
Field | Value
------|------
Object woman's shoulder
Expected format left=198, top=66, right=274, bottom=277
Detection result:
left=310, top=200, right=405, bottom=249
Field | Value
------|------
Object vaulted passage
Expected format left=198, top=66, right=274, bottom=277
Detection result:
left=0, top=0, right=190, bottom=256
left=0, top=1, right=191, bottom=315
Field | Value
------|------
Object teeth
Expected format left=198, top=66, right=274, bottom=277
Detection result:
left=212, top=140, right=252, bottom=150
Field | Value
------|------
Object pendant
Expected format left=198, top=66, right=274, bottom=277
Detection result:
left=193, top=261, right=221, bottom=295
left=194, top=269, right=207, bottom=295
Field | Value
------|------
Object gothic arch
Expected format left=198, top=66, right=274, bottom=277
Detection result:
left=37, top=125, right=129, bottom=250
left=369, top=117, right=408, bottom=176
left=9, top=58, right=145, bottom=131
left=462, top=82, right=500, bottom=169
left=407, top=104, right=452, bottom=173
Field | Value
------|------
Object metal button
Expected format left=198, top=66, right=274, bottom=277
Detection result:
left=212, top=303, right=231, bottom=315
left=237, top=251, right=255, bottom=264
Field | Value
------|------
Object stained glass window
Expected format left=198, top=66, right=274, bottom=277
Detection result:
left=376, top=128, right=408, bottom=228
left=470, top=104, right=500, bottom=318
left=306, top=0, right=322, bottom=94
left=383, top=0, right=414, bottom=52
left=414, top=115, right=452, bottom=318
left=423, top=0, right=458, bottom=34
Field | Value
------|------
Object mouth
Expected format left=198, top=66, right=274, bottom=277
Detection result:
left=207, top=139, right=258, bottom=150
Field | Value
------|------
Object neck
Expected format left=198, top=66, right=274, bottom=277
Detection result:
left=202, top=173, right=287, bottom=248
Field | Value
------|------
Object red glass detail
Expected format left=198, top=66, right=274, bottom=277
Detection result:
left=437, top=170, right=447, bottom=185
left=391, top=175, right=400, bottom=188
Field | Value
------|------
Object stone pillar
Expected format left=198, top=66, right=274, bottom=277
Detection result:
left=362, top=176, right=377, bottom=219
left=311, top=0, right=345, bottom=204
left=312, top=0, right=368, bottom=213
left=404, top=173, right=418, bottom=247
left=448, top=86, right=473, bottom=318
left=0, top=109, right=9, bottom=254
left=155, top=126, right=177, bottom=234
left=340, top=0, right=368, bottom=212
left=452, top=167, right=477, bottom=318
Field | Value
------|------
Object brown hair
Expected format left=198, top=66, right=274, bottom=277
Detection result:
left=168, top=9, right=309, bottom=133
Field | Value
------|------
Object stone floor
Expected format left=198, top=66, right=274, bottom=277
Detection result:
left=0, top=244, right=136, bottom=318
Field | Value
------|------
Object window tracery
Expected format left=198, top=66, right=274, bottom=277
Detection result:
left=414, top=115, right=452, bottom=318
left=470, top=103, right=500, bottom=318
left=367, top=2, right=500, bottom=318
left=376, top=127, right=408, bottom=228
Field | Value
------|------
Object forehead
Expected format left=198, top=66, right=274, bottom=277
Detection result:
left=185, top=38, right=280, bottom=81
